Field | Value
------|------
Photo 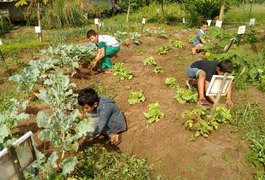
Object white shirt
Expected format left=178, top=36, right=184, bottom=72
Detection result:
left=98, top=35, right=119, bottom=47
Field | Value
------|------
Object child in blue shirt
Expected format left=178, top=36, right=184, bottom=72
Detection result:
left=87, top=29, right=120, bottom=73
left=78, top=87, right=127, bottom=145
left=192, top=21, right=208, bottom=54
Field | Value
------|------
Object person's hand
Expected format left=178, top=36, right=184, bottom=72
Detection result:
left=91, top=61, right=97, bottom=67
left=226, top=99, right=233, bottom=107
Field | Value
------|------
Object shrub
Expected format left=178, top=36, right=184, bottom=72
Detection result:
left=41, top=0, right=90, bottom=28
left=0, top=18, right=14, bottom=35
left=182, top=0, right=227, bottom=27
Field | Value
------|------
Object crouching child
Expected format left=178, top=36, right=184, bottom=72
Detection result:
left=78, top=87, right=127, bottom=145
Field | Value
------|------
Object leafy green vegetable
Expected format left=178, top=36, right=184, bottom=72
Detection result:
left=165, top=77, right=179, bottom=89
left=143, top=56, right=157, bottom=66
left=144, top=102, right=164, bottom=124
left=130, top=32, right=141, bottom=45
left=156, top=29, right=167, bottom=39
left=112, top=63, right=135, bottom=81
left=128, top=91, right=145, bottom=105
left=183, top=105, right=232, bottom=139
left=175, top=88, right=198, bottom=104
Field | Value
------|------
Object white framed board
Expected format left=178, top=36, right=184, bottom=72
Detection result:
left=206, top=75, right=234, bottom=96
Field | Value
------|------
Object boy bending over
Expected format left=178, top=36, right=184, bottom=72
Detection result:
left=78, top=87, right=127, bottom=145
left=87, top=29, right=120, bottom=73
left=186, top=59, right=233, bottom=106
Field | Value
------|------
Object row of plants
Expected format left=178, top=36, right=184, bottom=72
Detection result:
left=199, top=25, right=265, bottom=179
left=2, top=42, right=153, bottom=179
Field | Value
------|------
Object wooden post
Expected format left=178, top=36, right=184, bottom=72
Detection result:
left=126, top=0, right=131, bottom=23
left=37, top=2, right=42, bottom=42
left=210, top=73, right=229, bottom=117
left=8, top=145, right=25, bottom=180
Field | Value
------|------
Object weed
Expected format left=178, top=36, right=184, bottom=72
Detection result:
left=72, top=145, right=152, bottom=179
left=153, top=66, right=164, bottom=74
left=158, top=44, right=172, bottom=55
left=137, top=47, right=145, bottom=55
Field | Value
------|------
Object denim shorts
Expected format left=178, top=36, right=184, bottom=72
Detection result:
left=187, top=67, right=201, bottom=79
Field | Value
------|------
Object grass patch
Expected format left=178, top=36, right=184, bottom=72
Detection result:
left=73, top=145, right=152, bottom=179
left=0, top=88, right=23, bottom=112
left=224, top=4, right=265, bottom=25
left=232, top=103, right=265, bottom=179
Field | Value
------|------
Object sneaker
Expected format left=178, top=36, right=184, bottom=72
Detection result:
left=186, top=79, right=193, bottom=89
left=198, top=98, right=209, bottom=105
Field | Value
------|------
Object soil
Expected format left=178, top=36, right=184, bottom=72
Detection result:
left=2, top=26, right=263, bottom=179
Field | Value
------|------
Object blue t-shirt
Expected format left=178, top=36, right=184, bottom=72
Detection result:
left=87, top=97, right=126, bottom=137
left=192, top=29, right=205, bottom=46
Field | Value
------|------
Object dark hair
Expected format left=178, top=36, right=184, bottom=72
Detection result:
left=78, top=87, right=99, bottom=106
left=87, top=29, right=98, bottom=38
left=217, top=60, right=233, bottom=73
left=200, top=21, right=208, bottom=27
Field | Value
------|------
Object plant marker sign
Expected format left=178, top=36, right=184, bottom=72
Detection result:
left=249, top=18, right=255, bottom=26
left=94, top=18, right=99, bottom=25
left=142, top=18, right=146, bottom=24
left=206, top=74, right=234, bottom=116
left=224, top=38, right=236, bottom=53
left=206, top=75, right=234, bottom=97
left=34, top=26, right=41, bottom=33
left=207, top=20, right=212, bottom=26
left=182, top=18, right=186, bottom=24
left=0, top=131, right=37, bottom=180
left=237, top=25, right=246, bottom=35
left=215, top=20, right=222, bottom=28
left=0, top=38, right=2, bottom=45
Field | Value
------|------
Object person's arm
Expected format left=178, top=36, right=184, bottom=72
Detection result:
left=200, top=37, right=207, bottom=44
left=205, top=80, right=216, bottom=103
left=92, top=48, right=105, bottom=68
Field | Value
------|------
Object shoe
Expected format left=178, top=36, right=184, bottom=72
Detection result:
left=186, top=79, right=193, bottom=89
left=198, top=98, right=209, bottom=105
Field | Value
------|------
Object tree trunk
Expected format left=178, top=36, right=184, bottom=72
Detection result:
left=219, top=3, right=225, bottom=21
left=126, top=0, right=131, bottom=23
left=161, top=0, right=164, bottom=14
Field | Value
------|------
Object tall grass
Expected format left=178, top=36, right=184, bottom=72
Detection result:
left=103, top=3, right=185, bottom=25
left=224, top=4, right=265, bottom=25
left=232, top=104, right=265, bottom=180
left=41, top=0, right=91, bottom=29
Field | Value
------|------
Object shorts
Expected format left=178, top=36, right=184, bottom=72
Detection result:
left=187, top=67, right=202, bottom=79
left=193, top=43, right=204, bottom=49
